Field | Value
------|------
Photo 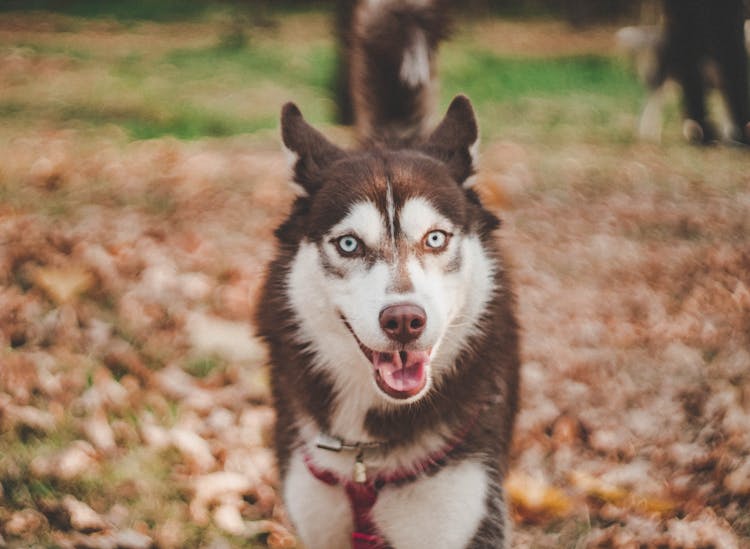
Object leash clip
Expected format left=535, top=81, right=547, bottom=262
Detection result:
left=315, top=432, right=344, bottom=452
left=315, top=434, right=368, bottom=483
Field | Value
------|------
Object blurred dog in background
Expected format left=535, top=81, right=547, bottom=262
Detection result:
left=618, top=0, right=750, bottom=145
left=333, top=0, right=452, bottom=143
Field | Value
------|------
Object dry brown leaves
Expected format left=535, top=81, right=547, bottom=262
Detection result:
left=1, top=127, right=749, bottom=547
left=0, top=131, right=295, bottom=547
left=499, top=144, right=750, bottom=546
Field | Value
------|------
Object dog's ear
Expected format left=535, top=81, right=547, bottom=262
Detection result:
left=421, top=95, right=479, bottom=188
left=281, top=103, right=345, bottom=196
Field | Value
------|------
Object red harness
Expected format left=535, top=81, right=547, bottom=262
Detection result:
left=302, top=421, right=477, bottom=549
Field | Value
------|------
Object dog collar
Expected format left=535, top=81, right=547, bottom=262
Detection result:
left=315, top=432, right=386, bottom=453
left=315, top=432, right=387, bottom=484
left=305, top=413, right=482, bottom=549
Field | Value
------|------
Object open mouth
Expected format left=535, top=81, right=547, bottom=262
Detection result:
left=341, top=317, right=430, bottom=400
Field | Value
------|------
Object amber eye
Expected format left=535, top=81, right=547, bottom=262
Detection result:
left=336, top=235, right=362, bottom=256
left=424, top=230, right=449, bottom=251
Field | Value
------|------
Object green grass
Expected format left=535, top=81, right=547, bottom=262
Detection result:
left=0, top=0, right=218, bottom=22
left=122, top=109, right=275, bottom=141
left=0, top=9, right=650, bottom=143
left=161, top=42, right=336, bottom=109
left=441, top=53, right=643, bottom=141
left=0, top=427, right=80, bottom=512
left=0, top=42, right=644, bottom=142
left=444, top=53, right=639, bottom=102
left=0, top=37, right=336, bottom=139
left=0, top=0, right=328, bottom=22
left=184, top=356, right=225, bottom=379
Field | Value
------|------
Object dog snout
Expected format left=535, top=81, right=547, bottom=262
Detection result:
left=379, top=303, right=426, bottom=344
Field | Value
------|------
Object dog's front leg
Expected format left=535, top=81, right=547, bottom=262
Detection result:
left=372, top=460, right=493, bottom=549
left=284, top=451, right=353, bottom=549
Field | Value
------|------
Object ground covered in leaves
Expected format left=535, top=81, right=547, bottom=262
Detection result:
left=1, top=9, right=749, bottom=549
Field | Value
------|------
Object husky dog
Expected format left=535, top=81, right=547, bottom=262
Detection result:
left=618, top=0, right=750, bottom=144
left=342, top=0, right=451, bottom=142
left=256, top=2, right=520, bottom=549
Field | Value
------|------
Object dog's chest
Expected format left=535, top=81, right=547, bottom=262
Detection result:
left=283, top=449, right=489, bottom=549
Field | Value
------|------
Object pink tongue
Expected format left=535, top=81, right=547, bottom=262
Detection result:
left=373, top=350, right=429, bottom=397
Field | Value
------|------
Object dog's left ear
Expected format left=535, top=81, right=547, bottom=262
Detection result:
left=421, top=95, right=479, bottom=188
left=281, top=102, right=345, bottom=196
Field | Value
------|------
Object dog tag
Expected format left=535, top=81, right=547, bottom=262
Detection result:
left=353, top=452, right=367, bottom=483
left=315, top=433, right=344, bottom=452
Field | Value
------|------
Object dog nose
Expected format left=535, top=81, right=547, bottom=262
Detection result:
left=379, top=304, right=426, bottom=343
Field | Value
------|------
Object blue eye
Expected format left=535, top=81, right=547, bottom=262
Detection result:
left=336, top=235, right=361, bottom=255
left=424, top=230, right=448, bottom=250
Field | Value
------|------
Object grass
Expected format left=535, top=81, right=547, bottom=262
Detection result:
left=443, top=53, right=639, bottom=103
left=1, top=0, right=220, bottom=22
left=0, top=427, right=80, bottom=511
left=0, top=9, right=647, bottom=141
left=0, top=35, right=335, bottom=139
left=441, top=53, right=644, bottom=141
left=0, top=0, right=327, bottom=22
left=0, top=46, right=643, bottom=141
left=184, top=356, right=225, bottom=379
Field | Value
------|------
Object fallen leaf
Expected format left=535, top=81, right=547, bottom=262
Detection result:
left=4, top=508, right=48, bottom=537
left=185, top=312, right=267, bottom=364
left=3, top=403, right=56, bottom=432
left=190, top=472, right=255, bottom=524
left=268, top=529, right=297, bottom=549
left=505, top=471, right=573, bottom=522
left=569, top=470, right=628, bottom=505
left=570, top=470, right=677, bottom=518
left=32, top=265, right=94, bottom=304
left=62, top=495, right=108, bottom=533
left=170, top=428, right=216, bottom=473
left=245, top=520, right=297, bottom=548
left=723, top=457, right=750, bottom=496
left=213, top=503, right=246, bottom=536
left=31, top=440, right=99, bottom=480
left=82, top=410, right=117, bottom=454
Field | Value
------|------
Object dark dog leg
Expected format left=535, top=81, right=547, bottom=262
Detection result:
left=714, top=3, right=750, bottom=143
left=333, top=0, right=357, bottom=125
left=679, top=58, right=716, bottom=144
left=663, top=0, right=717, bottom=143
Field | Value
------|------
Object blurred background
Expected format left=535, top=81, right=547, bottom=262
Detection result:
left=1, top=1, right=749, bottom=548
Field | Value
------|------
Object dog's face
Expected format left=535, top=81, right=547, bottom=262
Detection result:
left=278, top=97, right=499, bottom=406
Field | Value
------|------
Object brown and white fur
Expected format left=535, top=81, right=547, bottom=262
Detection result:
left=256, top=3, right=520, bottom=548
left=346, top=0, right=451, bottom=143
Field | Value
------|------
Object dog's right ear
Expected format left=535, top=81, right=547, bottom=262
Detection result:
left=421, top=95, right=479, bottom=188
left=281, top=103, right=344, bottom=196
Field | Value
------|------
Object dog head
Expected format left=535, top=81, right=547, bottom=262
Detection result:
left=277, top=96, right=500, bottom=406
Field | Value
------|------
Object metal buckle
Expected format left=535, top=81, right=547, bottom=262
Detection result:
left=315, top=432, right=344, bottom=452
